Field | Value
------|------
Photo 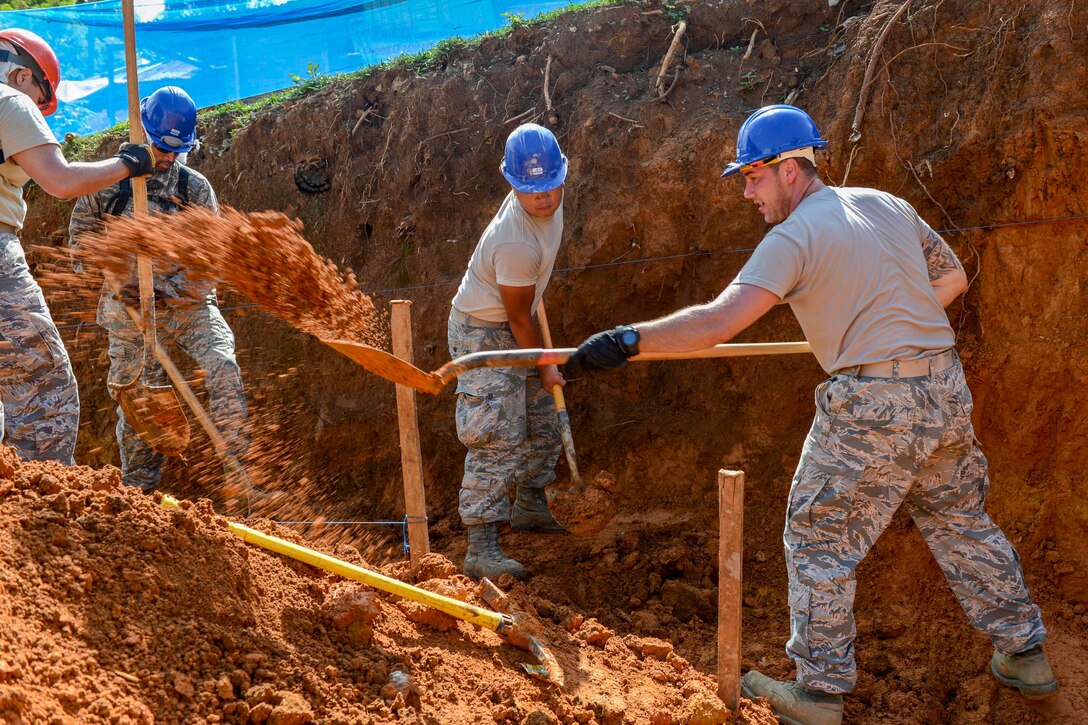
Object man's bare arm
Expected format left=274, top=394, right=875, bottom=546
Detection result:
left=636, top=282, right=781, bottom=353
left=921, top=228, right=968, bottom=307
left=11, top=144, right=130, bottom=200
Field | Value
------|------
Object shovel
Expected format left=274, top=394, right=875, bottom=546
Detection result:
left=535, top=302, right=615, bottom=536
left=535, top=301, right=585, bottom=491
left=323, top=338, right=812, bottom=395
left=160, top=495, right=565, bottom=687
left=107, top=0, right=190, bottom=457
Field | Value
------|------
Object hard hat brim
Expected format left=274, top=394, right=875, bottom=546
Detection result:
left=502, top=156, right=568, bottom=193
left=720, top=161, right=744, bottom=178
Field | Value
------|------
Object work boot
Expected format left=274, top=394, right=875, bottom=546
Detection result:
left=510, top=486, right=566, bottom=533
left=741, top=671, right=843, bottom=725
left=991, top=645, right=1059, bottom=698
left=464, top=523, right=528, bottom=580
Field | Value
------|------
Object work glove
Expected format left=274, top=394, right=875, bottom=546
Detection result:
left=115, top=284, right=169, bottom=307
left=563, top=325, right=640, bottom=380
left=114, top=142, right=154, bottom=178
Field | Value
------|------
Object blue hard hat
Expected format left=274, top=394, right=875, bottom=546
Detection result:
left=140, top=86, right=197, bottom=153
left=500, top=123, right=568, bottom=193
left=721, top=104, right=828, bottom=177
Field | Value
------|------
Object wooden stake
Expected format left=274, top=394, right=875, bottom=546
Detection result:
left=717, top=469, right=745, bottom=710
left=391, top=300, right=430, bottom=569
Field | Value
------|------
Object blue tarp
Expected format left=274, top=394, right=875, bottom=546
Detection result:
left=0, top=0, right=571, bottom=138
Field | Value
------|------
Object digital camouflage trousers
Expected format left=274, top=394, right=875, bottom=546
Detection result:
left=785, top=359, right=1046, bottom=694
left=0, top=234, right=79, bottom=464
left=448, top=317, right=560, bottom=526
left=99, top=295, right=248, bottom=490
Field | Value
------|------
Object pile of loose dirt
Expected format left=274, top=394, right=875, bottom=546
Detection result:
left=67, top=207, right=385, bottom=350
left=0, top=447, right=780, bottom=723
left=549, top=471, right=617, bottom=537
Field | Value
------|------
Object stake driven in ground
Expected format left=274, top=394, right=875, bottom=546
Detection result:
left=717, top=469, right=745, bottom=710
left=390, top=300, right=430, bottom=569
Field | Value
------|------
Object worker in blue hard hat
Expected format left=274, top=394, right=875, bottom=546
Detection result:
left=69, top=86, right=249, bottom=494
left=564, top=104, right=1055, bottom=724
left=448, top=122, right=568, bottom=580
left=0, top=27, right=153, bottom=465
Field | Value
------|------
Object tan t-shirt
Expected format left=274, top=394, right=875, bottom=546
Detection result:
left=451, top=190, right=563, bottom=322
left=0, top=84, right=58, bottom=229
left=735, top=186, right=960, bottom=374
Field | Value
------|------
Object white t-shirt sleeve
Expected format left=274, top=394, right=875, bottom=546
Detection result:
left=493, top=241, right=542, bottom=287
left=0, top=92, right=57, bottom=156
left=733, top=230, right=804, bottom=299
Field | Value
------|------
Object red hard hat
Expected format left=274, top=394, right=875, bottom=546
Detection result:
left=0, top=28, right=60, bottom=116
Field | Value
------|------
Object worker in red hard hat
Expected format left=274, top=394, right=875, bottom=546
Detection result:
left=0, top=28, right=154, bottom=465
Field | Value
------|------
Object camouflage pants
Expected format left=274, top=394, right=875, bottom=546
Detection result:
left=785, top=359, right=1046, bottom=694
left=0, top=234, right=79, bottom=464
left=99, top=295, right=248, bottom=490
left=448, top=317, right=560, bottom=526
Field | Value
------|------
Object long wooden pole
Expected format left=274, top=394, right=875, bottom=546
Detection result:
left=120, top=3, right=253, bottom=498
left=391, top=300, right=429, bottom=569
left=121, top=0, right=155, bottom=372
left=717, top=469, right=745, bottom=710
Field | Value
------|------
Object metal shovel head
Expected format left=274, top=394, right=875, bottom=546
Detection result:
left=115, top=382, right=191, bottom=456
left=323, top=339, right=445, bottom=394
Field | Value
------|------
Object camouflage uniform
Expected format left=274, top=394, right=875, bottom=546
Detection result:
left=786, top=359, right=1047, bottom=694
left=448, top=317, right=560, bottom=526
left=0, top=232, right=79, bottom=464
left=69, top=163, right=248, bottom=490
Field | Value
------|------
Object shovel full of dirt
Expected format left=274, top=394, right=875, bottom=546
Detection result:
left=535, top=301, right=614, bottom=536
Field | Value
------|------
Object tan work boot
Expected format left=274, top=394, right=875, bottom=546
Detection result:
left=991, top=645, right=1059, bottom=698
left=510, top=486, right=566, bottom=533
left=741, top=671, right=843, bottom=725
left=464, top=523, right=528, bottom=580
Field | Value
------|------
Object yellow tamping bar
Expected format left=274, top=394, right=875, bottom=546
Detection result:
left=161, top=495, right=512, bottom=633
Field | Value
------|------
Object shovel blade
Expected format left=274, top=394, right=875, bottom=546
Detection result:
left=322, top=339, right=444, bottom=394
left=116, top=384, right=191, bottom=456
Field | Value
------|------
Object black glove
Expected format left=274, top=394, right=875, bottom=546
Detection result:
left=563, top=325, right=640, bottom=379
left=114, top=142, right=154, bottom=178
left=116, top=285, right=168, bottom=306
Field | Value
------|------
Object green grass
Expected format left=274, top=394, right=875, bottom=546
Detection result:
left=0, top=0, right=82, bottom=9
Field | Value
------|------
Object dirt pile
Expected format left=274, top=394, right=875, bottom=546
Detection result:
left=0, top=446, right=781, bottom=723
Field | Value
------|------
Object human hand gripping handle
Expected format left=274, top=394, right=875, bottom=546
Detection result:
left=563, top=325, right=641, bottom=379
left=114, top=142, right=154, bottom=178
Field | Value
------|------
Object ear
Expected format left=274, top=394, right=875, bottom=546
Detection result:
left=784, top=158, right=802, bottom=183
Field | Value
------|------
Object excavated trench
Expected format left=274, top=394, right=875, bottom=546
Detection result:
left=4, top=0, right=1087, bottom=722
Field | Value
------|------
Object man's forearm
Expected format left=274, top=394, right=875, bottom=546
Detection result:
left=932, top=269, right=969, bottom=308
left=636, top=304, right=731, bottom=353
left=508, top=317, right=543, bottom=351
left=636, top=283, right=780, bottom=353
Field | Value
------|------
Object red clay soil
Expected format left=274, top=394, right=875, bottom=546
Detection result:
left=11, top=0, right=1088, bottom=722
left=0, top=448, right=778, bottom=724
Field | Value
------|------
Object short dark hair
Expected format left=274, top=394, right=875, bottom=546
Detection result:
left=771, top=157, right=818, bottom=177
